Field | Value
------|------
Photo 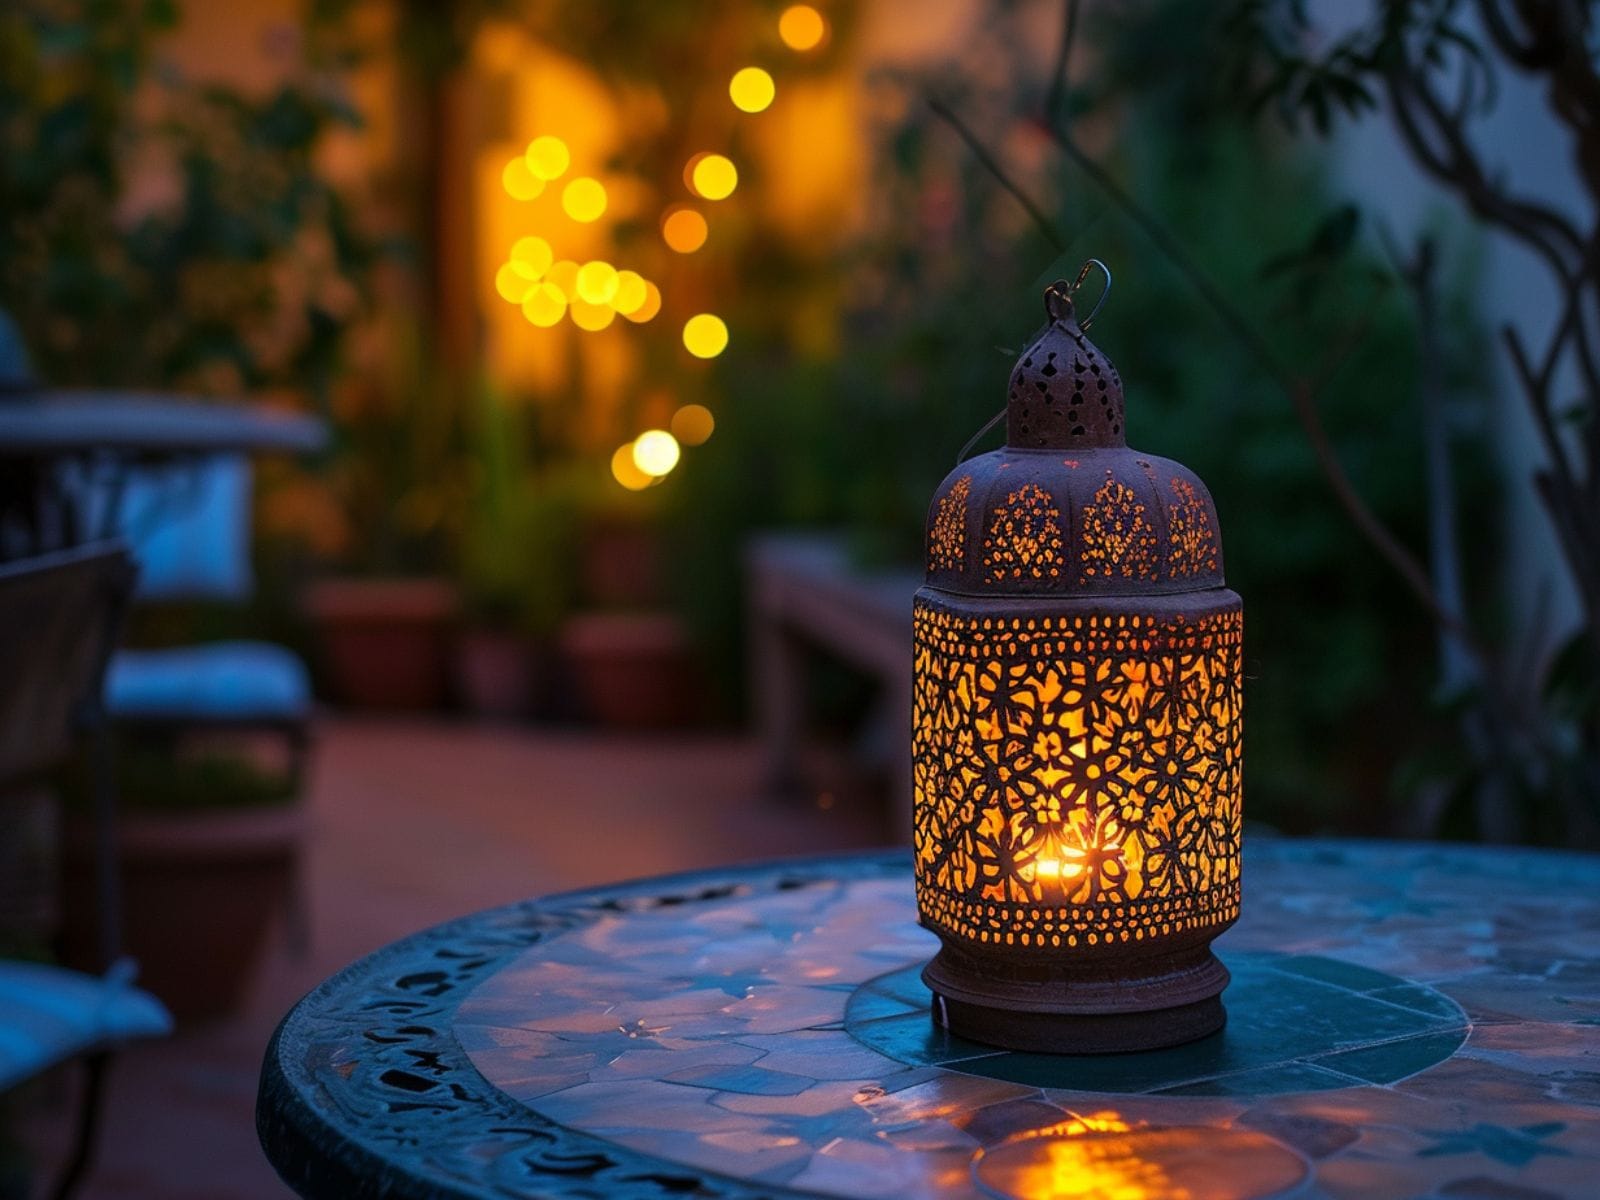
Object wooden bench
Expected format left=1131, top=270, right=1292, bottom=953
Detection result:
left=745, top=533, right=920, bottom=831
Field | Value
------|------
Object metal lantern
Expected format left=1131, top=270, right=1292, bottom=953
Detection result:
left=913, top=265, right=1243, bottom=1053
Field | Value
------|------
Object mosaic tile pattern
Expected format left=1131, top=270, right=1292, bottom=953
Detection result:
left=261, top=841, right=1600, bottom=1199
left=456, top=842, right=1600, bottom=1199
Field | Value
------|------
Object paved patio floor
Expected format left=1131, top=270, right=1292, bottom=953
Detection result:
left=19, top=718, right=887, bottom=1199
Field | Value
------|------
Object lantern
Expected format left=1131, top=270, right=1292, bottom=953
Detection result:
left=913, top=266, right=1242, bottom=1053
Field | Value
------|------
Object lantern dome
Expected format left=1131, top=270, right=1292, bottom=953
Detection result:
left=923, top=287, right=1225, bottom=597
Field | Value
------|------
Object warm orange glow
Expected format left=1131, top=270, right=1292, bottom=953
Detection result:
left=622, top=280, right=661, bottom=324
left=682, top=313, right=728, bottom=358
left=569, top=298, right=616, bottom=332
left=524, top=135, right=570, bottom=181
left=509, top=236, right=553, bottom=280
left=495, top=263, right=535, bottom=304
left=729, top=67, right=776, bottom=113
left=521, top=283, right=567, bottom=328
left=688, top=154, right=738, bottom=201
left=610, top=444, right=654, bottom=491
left=575, top=260, right=619, bottom=305
left=544, top=260, right=580, bottom=297
left=913, top=604, right=1242, bottom=944
left=661, top=207, right=709, bottom=253
left=778, top=5, right=827, bottom=51
left=562, top=177, right=607, bottom=222
left=502, top=157, right=545, bottom=201
left=631, top=430, right=681, bottom=477
left=670, top=404, right=715, bottom=445
left=612, top=270, right=647, bottom=315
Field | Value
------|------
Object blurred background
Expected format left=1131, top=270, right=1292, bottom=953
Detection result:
left=1, top=0, right=1595, bottom=1195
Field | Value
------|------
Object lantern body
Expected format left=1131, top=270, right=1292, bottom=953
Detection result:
left=913, top=288, right=1242, bottom=1053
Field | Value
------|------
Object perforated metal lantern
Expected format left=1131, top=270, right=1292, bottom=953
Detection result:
left=913, top=270, right=1243, bottom=1053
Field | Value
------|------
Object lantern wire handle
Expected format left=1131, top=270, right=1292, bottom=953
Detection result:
left=956, top=260, right=1112, bottom=466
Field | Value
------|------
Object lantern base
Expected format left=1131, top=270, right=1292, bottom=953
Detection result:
left=922, top=946, right=1229, bottom=1054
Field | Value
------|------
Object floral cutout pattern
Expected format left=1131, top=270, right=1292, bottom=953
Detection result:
left=912, top=603, right=1243, bottom=948
left=1166, top=477, right=1219, bottom=578
left=1079, top=472, right=1158, bottom=584
left=928, top=476, right=971, bottom=572
left=983, top=483, right=1063, bottom=583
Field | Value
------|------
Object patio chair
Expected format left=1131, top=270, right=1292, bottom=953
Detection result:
left=0, top=542, right=173, bottom=1200
left=100, top=457, right=313, bottom=770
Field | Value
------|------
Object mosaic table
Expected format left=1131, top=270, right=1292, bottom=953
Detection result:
left=257, top=840, right=1600, bottom=1199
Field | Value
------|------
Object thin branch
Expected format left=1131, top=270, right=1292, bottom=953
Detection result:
left=926, top=96, right=1068, bottom=253
left=1044, top=0, right=1080, bottom=130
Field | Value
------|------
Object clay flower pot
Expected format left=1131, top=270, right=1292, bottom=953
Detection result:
left=304, top=578, right=458, bottom=711
left=453, top=628, right=537, bottom=720
left=60, top=805, right=306, bottom=1022
left=559, top=612, right=702, bottom=729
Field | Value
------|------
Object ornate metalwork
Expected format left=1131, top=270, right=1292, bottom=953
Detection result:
left=915, top=273, right=1244, bottom=1052
left=256, top=855, right=898, bottom=1200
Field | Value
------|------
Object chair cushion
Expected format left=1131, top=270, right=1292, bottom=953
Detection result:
left=0, top=960, right=172, bottom=1092
left=106, top=641, right=311, bottom=722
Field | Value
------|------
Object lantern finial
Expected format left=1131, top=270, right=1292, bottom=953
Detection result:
left=1007, top=264, right=1124, bottom=451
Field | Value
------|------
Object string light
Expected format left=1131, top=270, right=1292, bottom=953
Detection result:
left=562, top=177, right=608, bottom=222
left=661, top=207, right=709, bottom=253
left=525, top=135, right=570, bottom=180
left=510, top=236, right=553, bottom=279
left=575, top=261, right=620, bottom=305
left=611, top=444, right=654, bottom=490
left=729, top=67, right=776, bottom=113
left=613, top=270, right=648, bottom=315
left=545, top=260, right=580, bottom=296
left=671, top=404, right=715, bottom=445
left=622, top=281, right=662, bottom=323
left=495, top=263, right=534, bottom=303
left=778, top=5, right=827, bottom=51
left=522, top=283, right=567, bottom=327
left=503, top=158, right=545, bottom=201
left=682, top=313, right=729, bottom=358
left=631, top=430, right=681, bottom=477
left=688, top=154, right=738, bottom=201
left=570, top=298, right=617, bottom=331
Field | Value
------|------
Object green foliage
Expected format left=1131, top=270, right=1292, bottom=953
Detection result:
left=673, top=0, right=1495, bottom=831
left=0, top=0, right=377, bottom=397
left=58, top=744, right=295, bottom=815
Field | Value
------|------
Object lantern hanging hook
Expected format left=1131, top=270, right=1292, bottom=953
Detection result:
left=1044, top=258, right=1111, bottom=330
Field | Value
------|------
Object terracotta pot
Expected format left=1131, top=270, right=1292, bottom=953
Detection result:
left=453, top=628, right=535, bottom=720
left=304, top=578, right=458, bottom=710
left=559, top=612, right=701, bottom=729
left=578, top=519, right=663, bottom=609
left=59, top=806, right=305, bottom=1022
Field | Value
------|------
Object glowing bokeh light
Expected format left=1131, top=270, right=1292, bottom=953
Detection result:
left=613, top=270, right=647, bottom=315
left=631, top=430, right=681, bottom=477
left=495, top=263, right=535, bottom=304
left=622, top=280, right=662, bottom=323
left=661, top=207, right=709, bottom=253
left=682, top=313, right=729, bottom=358
left=689, top=154, right=738, bottom=201
left=671, top=404, right=715, bottom=446
left=545, top=260, right=580, bottom=296
left=524, top=135, right=570, bottom=180
left=611, top=444, right=654, bottom=491
left=502, top=158, right=545, bottom=201
left=521, top=283, right=567, bottom=327
left=575, top=260, right=620, bottom=305
left=729, top=67, right=776, bottom=113
left=562, top=177, right=608, bottom=222
left=509, top=236, right=553, bottom=280
left=778, top=5, right=827, bottom=51
left=569, top=298, right=617, bottom=331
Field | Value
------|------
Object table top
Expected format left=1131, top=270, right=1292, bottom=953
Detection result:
left=0, top=391, right=326, bottom=455
left=257, top=839, right=1600, bottom=1199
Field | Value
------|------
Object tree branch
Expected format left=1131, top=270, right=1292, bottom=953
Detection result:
left=926, top=96, right=1068, bottom=253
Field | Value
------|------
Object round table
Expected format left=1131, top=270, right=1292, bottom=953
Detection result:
left=257, top=839, right=1600, bottom=1199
